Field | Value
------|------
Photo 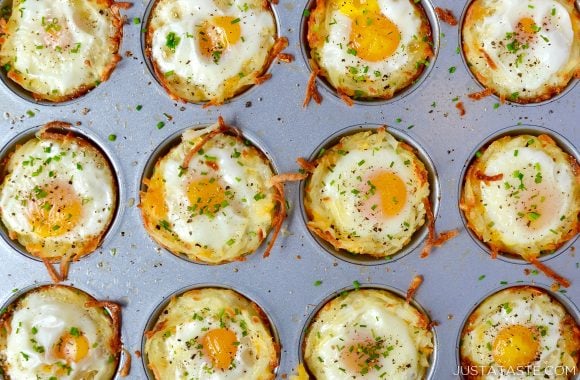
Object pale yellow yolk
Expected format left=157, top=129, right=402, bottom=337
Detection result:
left=53, top=331, right=90, bottom=363
left=198, top=16, right=241, bottom=59
left=202, top=328, right=238, bottom=370
left=339, top=0, right=400, bottom=61
left=516, top=180, right=561, bottom=231
left=370, top=171, right=407, bottom=217
left=28, top=181, right=82, bottom=238
left=341, top=339, right=380, bottom=374
left=187, top=178, right=226, bottom=214
left=492, top=325, right=539, bottom=368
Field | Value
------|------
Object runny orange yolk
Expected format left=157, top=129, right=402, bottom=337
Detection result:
left=492, top=325, right=539, bottom=368
left=28, top=181, right=82, bottom=238
left=517, top=17, right=539, bottom=36
left=187, top=178, right=226, bottom=213
left=369, top=171, right=407, bottom=217
left=53, top=331, right=90, bottom=363
left=198, top=16, right=241, bottom=59
left=339, top=0, right=400, bottom=61
left=202, top=328, right=239, bottom=370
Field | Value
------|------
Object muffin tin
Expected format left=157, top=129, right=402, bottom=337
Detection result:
left=0, top=0, right=577, bottom=378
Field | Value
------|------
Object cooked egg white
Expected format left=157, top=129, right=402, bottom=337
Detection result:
left=461, top=134, right=579, bottom=259
left=146, top=0, right=277, bottom=103
left=145, top=288, right=279, bottom=380
left=307, top=0, right=433, bottom=100
left=140, top=123, right=278, bottom=264
left=0, top=124, right=117, bottom=261
left=0, top=0, right=124, bottom=102
left=0, top=285, right=120, bottom=380
left=304, top=128, right=430, bottom=258
left=304, top=289, right=433, bottom=379
left=460, top=286, right=580, bottom=378
left=462, top=0, right=580, bottom=103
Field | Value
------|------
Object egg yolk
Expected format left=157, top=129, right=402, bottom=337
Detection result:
left=28, top=181, right=82, bottom=237
left=41, top=17, right=73, bottom=50
left=187, top=178, right=226, bottom=214
left=517, top=17, right=539, bottom=36
left=202, top=328, right=238, bottom=370
left=369, top=171, right=407, bottom=217
left=198, top=16, right=241, bottom=60
left=53, top=331, right=90, bottom=363
left=341, top=339, right=380, bottom=374
left=513, top=171, right=562, bottom=231
left=339, top=0, right=400, bottom=61
left=492, top=325, right=539, bottom=368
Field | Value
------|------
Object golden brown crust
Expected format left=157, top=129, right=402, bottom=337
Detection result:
left=460, top=285, right=579, bottom=378
left=0, top=285, right=123, bottom=379
left=120, top=348, right=132, bottom=377
left=468, top=88, right=493, bottom=100
left=460, top=134, right=580, bottom=261
left=406, top=274, right=423, bottom=302
left=303, top=65, right=322, bottom=107
left=145, top=0, right=281, bottom=104
left=435, top=7, right=458, bottom=26
left=528, top=257, right=570, bottom=288
left=461, top=0, right=580, bottom=104
left=1, top=1, right=126, bottom=102
left=146, top=288, right=279, bottom=379
left=140, top=118, right=282, bottom=264
left=0, top=121, right=118, bottom=275
left=306, top=0, right=433, bottom=102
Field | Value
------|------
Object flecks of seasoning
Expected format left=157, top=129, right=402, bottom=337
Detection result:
left=163, top=113, right=173, bottom=121
left=108, top=134, right=117, bottom=141
left=353, top=280, right=361, bottom=290
left=26, top=110, right=35, bottom=117
left=81, top=107, right=90, bottom=115
left=136, top=104, right=143, bottom=111
left=156, top=122, right=165, bottom=129
left=478, top=274, right=486, bottom=281
left=448, top=66, right=456, bottom=74
left=245, top=101, right=252, bottom=108
left=314, top=280, right=322, bottom=286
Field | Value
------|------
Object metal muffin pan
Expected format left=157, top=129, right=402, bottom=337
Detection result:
left=0, top=0, right=577, bottom=378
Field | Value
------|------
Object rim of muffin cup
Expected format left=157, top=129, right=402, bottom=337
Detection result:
left=140, top=0, right=283, bottom=106
left=457, top=0, right=579, bottom=107
left=0, top=0, right=123, bottom=106
left=457, top=124, right=579, bottom=265
left=454, top=281, right=580, bottom=379
left=297, top=283, right=439, bottom=380
left=298, top=124, right=441, bottom=266
left=298, top=0, right=441, bottom=106
left=138, top=123, right=281, bottom=265
left=140, top=283, right=282, bottom=380
left=0, top=282, right=129, bottom=380
left=0, top=123, right=125, bottom=265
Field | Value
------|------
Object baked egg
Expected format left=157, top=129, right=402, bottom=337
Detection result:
left=461, top=0, right=580, bottom=103
left=144, top=287, right=279, bottom=379
left=0, top=0, right=126, bottom=102
left=0, top=284, right=122, bottom=379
